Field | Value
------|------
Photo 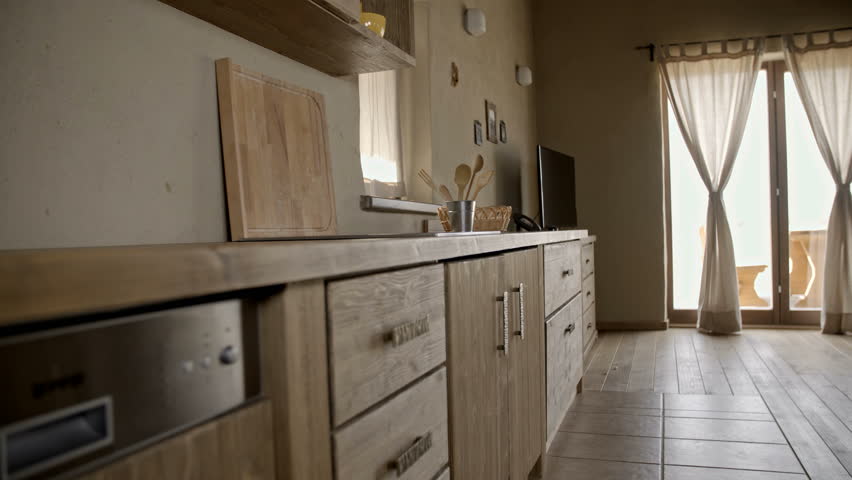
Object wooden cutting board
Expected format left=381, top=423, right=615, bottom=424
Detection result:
left=215, top=58, right=337, bottom=240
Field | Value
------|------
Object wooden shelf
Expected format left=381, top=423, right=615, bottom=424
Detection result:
left=159, top=0, right=415, bottom=76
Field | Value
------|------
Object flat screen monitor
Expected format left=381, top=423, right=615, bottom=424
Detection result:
left=537, top=145, right=578, bottom=229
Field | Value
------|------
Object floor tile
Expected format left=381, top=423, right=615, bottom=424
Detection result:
left=544, top=456, right=660, bottom=480
left=665, top=394, right=769, bottom=413
left=573, top=390, right=663, bottom=409
left=665, top=417, right=786, bottom=444
left=549, top=432, right=661, bottom=464
left=559, top=412, right=662, bottom=437
left=664, top=439, right=803, bottom=473
left=664, top=465, right=807, bottom=480
left=568, top=405, right=662, bottom=416
left=665, top=409, right=774, bottom=422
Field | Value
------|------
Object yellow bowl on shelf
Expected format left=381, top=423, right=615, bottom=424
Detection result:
left=360, top=12, right=386, bottom=38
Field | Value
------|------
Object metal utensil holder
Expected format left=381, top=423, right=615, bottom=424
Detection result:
left=445, top=200, right=476, bottom=232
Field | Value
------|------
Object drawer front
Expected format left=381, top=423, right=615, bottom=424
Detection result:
left=546, top=295, right=583, bottom=442
left=583, top=303, right=596, bottom=349
left=543, top=241, right=582, bottom=317
left=581, top=243, right=595, bottom=277
left=582, top=273, right=596, bottom=313
left=334, top=368, right=449, bottom=480
left=328, top=264, right=446, bottom=426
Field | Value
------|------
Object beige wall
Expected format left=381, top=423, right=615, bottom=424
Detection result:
left=0, top=0, right=538, bottom=249
left=426, top=0, right=538, bottom=213
left=533, top=0, right=852, bottom=328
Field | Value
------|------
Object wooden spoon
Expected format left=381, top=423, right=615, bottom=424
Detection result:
left=470, top=170, right=495, bottom=201
left=465, top=154, right=485, bottom=200
left=454, top=164, right=472, bottom=201
left=439, top=185, right=454, bottom=203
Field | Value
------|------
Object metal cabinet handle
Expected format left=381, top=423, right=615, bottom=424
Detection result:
left=585, top=258, right=590, bottom=264
left=389, top=432, right=433, bottom=476
left=513, top=283, right=525, bottom=339
left=586, top=290, right=592, bottom=297
left=562, top=268, right=574, bottom=276
left=497, top=292, right=509, bottom=355
left=587, top=322, right=592, bottom=329
left=563, top=323, right=575, bottom=335
left=386, top=317, right=429, bottom=347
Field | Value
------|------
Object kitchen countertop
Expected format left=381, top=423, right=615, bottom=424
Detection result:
left=0, top=230, right=592, bottom=328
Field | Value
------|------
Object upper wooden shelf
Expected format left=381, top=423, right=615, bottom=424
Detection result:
left=159, top=0, right=415, bottom=76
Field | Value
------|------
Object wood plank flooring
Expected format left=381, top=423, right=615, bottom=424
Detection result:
left=546, top=328, right=852, bottom=480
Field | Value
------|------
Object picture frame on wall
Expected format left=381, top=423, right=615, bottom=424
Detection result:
left=499, top=120, right=507, bottom=143
left=474, top=120, right=483, bottom=146
left=485, top=100, right=498, bottom=143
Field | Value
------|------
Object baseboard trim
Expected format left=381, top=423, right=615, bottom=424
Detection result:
left=597, top=321, right=668, bottom=331
left=670, top=322, right=820, bottom=330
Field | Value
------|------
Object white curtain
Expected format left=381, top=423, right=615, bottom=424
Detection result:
left=359, top=70, right=406, bottom=198
left=784, top=31, right=852, bottom=334
left=659, top=40, right=765, bottom=333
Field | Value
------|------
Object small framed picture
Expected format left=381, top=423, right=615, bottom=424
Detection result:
left=499, top=120, right=507, bottom=143
left=474, top=120, right=483, bottom=146
left=485, top=100, right=498, bottom=144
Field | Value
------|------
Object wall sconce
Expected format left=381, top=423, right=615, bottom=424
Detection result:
left=464, top=8, right=486, bottom=37
left=516, top=65, right=533, bottom=86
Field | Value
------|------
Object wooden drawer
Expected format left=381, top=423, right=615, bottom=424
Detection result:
left=546, top=295, right=583, bottom=445
left=583, top=303, right=596, bottom=349
left=543, top=241, right=582, bottom=317
left=581, top=243, right=595, bottom=277
left=328, top=264, right=446, bottom=425
left=78, top=401, right=275, bottom=480
left=334, top=368, right=449, bottom=480
left=582, top=273, right=595, bottom=313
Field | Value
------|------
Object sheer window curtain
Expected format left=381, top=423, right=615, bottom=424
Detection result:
left=783, top=31, right=852, bottom=334
left=359, top=70, right=406, bottom=199
left=659, top=40, right=765, bottom=334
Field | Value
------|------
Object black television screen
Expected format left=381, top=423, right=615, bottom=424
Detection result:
left=537, top=145, right=578, bottom=229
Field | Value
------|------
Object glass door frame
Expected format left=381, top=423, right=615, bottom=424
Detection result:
left=664, top=60, right=817, bottom=327
left=771, top=60, right=821, bottom=327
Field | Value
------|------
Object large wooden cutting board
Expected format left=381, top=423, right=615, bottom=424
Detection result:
left=215, top=58, right=337, bottom=240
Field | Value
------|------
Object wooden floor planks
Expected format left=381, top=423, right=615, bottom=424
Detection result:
left=583, top=328, right=852, bottom=479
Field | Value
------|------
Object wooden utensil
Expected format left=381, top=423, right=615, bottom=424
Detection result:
left=418, top=169, right=452, bottom=202
left=465, top=154, right=485, bottom=200
left=470, top=170, right=495, bottom=201
left=440, top=185, right=454, bottom=202
left=454, top=164, right=472, bottom=201
left=215, top=58, right=336, bottom=240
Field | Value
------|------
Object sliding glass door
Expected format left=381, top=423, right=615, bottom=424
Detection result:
left=667, top=61, right=823, bottom=326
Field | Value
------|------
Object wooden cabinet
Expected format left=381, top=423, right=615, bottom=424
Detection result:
left=312, top=0, right=361, bottom=21
left=546, top=296, right=583, bottom=446
left=543, top=241, right=582, bottom=316
left=445, top=248, right=545, bottom=480
left=78, top=401, right=275, bottom=480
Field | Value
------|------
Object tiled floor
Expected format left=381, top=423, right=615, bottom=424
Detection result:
left=550, top=328, right=852, bottom=479
left=545, top=391, right=807, bottom=479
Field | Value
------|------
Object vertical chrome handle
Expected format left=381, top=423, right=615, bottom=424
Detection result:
left=497, top=292, right=509, bottom=355
left=513, top=283, right=525, bottom=339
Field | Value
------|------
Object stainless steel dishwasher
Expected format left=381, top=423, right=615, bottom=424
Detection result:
left=0, top=298, right=261, bottom=480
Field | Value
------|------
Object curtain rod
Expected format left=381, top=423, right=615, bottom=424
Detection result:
left=634, top=26, right=852, bottom=62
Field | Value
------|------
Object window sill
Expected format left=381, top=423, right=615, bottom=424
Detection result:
left=359, top=196, right=440, bottom=215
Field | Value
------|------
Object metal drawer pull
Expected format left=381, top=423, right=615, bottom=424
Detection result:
left=587, top=322, right=592, bottom=329
left=513, top=283, right=525, bottom=339
left=389, top=432, right=433, bottom=476
left=387, top=317, right=430, bottom=347
left=586, top=258, right=590, bottom=264
left=562, top=268, right=574, bottom=276
left=564, top=323, right=575, bottom=335
left=497, top=292, right=509, bottom=355
left=586, top=290, right=592, bottom=296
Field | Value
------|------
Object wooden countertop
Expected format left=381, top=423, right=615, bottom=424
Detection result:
left=0, top=231, right=590, bottom=327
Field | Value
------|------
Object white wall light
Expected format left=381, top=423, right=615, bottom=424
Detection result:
left=516, top=65, right=533, bottom=86
left=464, top=8, right=486, bottom=37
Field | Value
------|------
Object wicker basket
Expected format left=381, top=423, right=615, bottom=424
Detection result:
left=437, top=205, right=513, bottom=232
